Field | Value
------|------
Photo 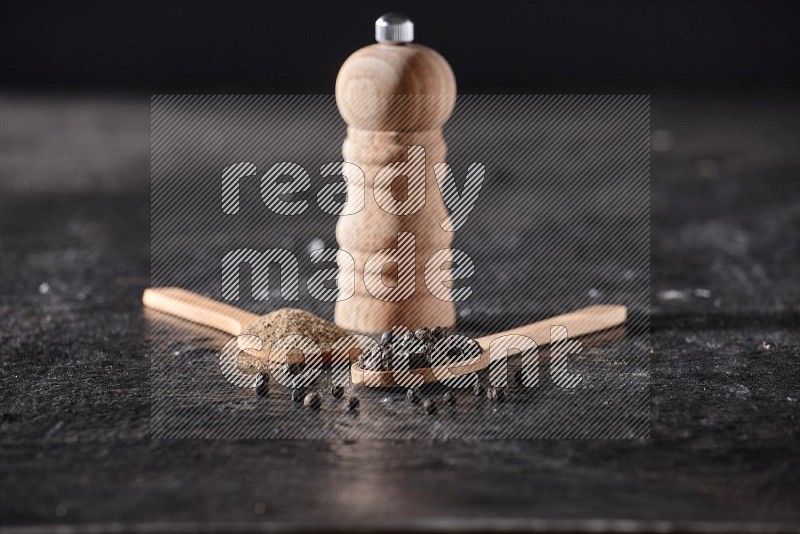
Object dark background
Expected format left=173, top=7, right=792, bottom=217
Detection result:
left=2, top=0, right=800, bottom=93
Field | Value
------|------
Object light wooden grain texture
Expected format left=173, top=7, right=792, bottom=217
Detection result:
left=142, top=287, right=258, bottom=336
left=350, top=304, right=628, bottom=387
left=334, top=42, right=458, bottom=334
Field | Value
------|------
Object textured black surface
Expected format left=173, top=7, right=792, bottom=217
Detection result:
left=0, top=95, right=799, bottom=531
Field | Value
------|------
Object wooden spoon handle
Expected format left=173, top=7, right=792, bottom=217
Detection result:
left=351, top=304, right=627, bottom=387
left=475, top=304, right=627, bottom=361
left=142, top=287, right=259, bottom=336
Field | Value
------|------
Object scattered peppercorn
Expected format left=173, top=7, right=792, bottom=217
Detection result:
left=423, top=399, right=437, bottom=414
left=346, top=397, right=360, bottom=411
left=473, top=381, right=485, bottom=396
left=486, top=386, right=505, bottom=402
left=255, top=372, right=269, bottom=397
left=303, top=391, right=321, bottom=409
left=330, top=385, right=344, bottom=398
left=291, top=388, right=305, bottom=402
left=442, top=391, right=455, bottom=405
left=405, top=387, right=420, bottom=403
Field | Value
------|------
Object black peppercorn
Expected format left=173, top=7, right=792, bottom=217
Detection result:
left=486, top=386, right=505, bottom=402
left=255, top=372, right=269, bottom=397
left=446, top=346, right=463, bottom=359
left=513, top=367, right=525, bottom=387
left=286, top=362, right=304, bottom=375
left=405, top=387, right=420, bottom=403
left=409, top=352, right=428, bottom=370
left=423, top=399, right=436, bottom=414
left=415, top=327, right=433, bottom=343
left=380, top=347, right=394, bottom=371
left=346, top=397, right=360, bottom=411
left=400, top=332, right=416, bottom=346
left=442, top=391, right=455, bottom=405
left=381, top=331, right=394, bottom=346
left=291, top=388, right=305, bottom=402
left=303, top=391, right=321, bottom=409
left=330, top=385, right=344, bottom=398
left=473, top=381, right=485, bottom=396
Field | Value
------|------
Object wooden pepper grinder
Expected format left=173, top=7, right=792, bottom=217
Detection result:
left=334, top=13, right=457, bottom=333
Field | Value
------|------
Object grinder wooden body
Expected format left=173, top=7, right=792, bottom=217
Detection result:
left=334, top=40, right=457, bottom=333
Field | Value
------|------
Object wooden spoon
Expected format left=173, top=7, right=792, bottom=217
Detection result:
left=351, top=304, right=627, bottom=387
left=142, top=287, right=348, bottom=364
